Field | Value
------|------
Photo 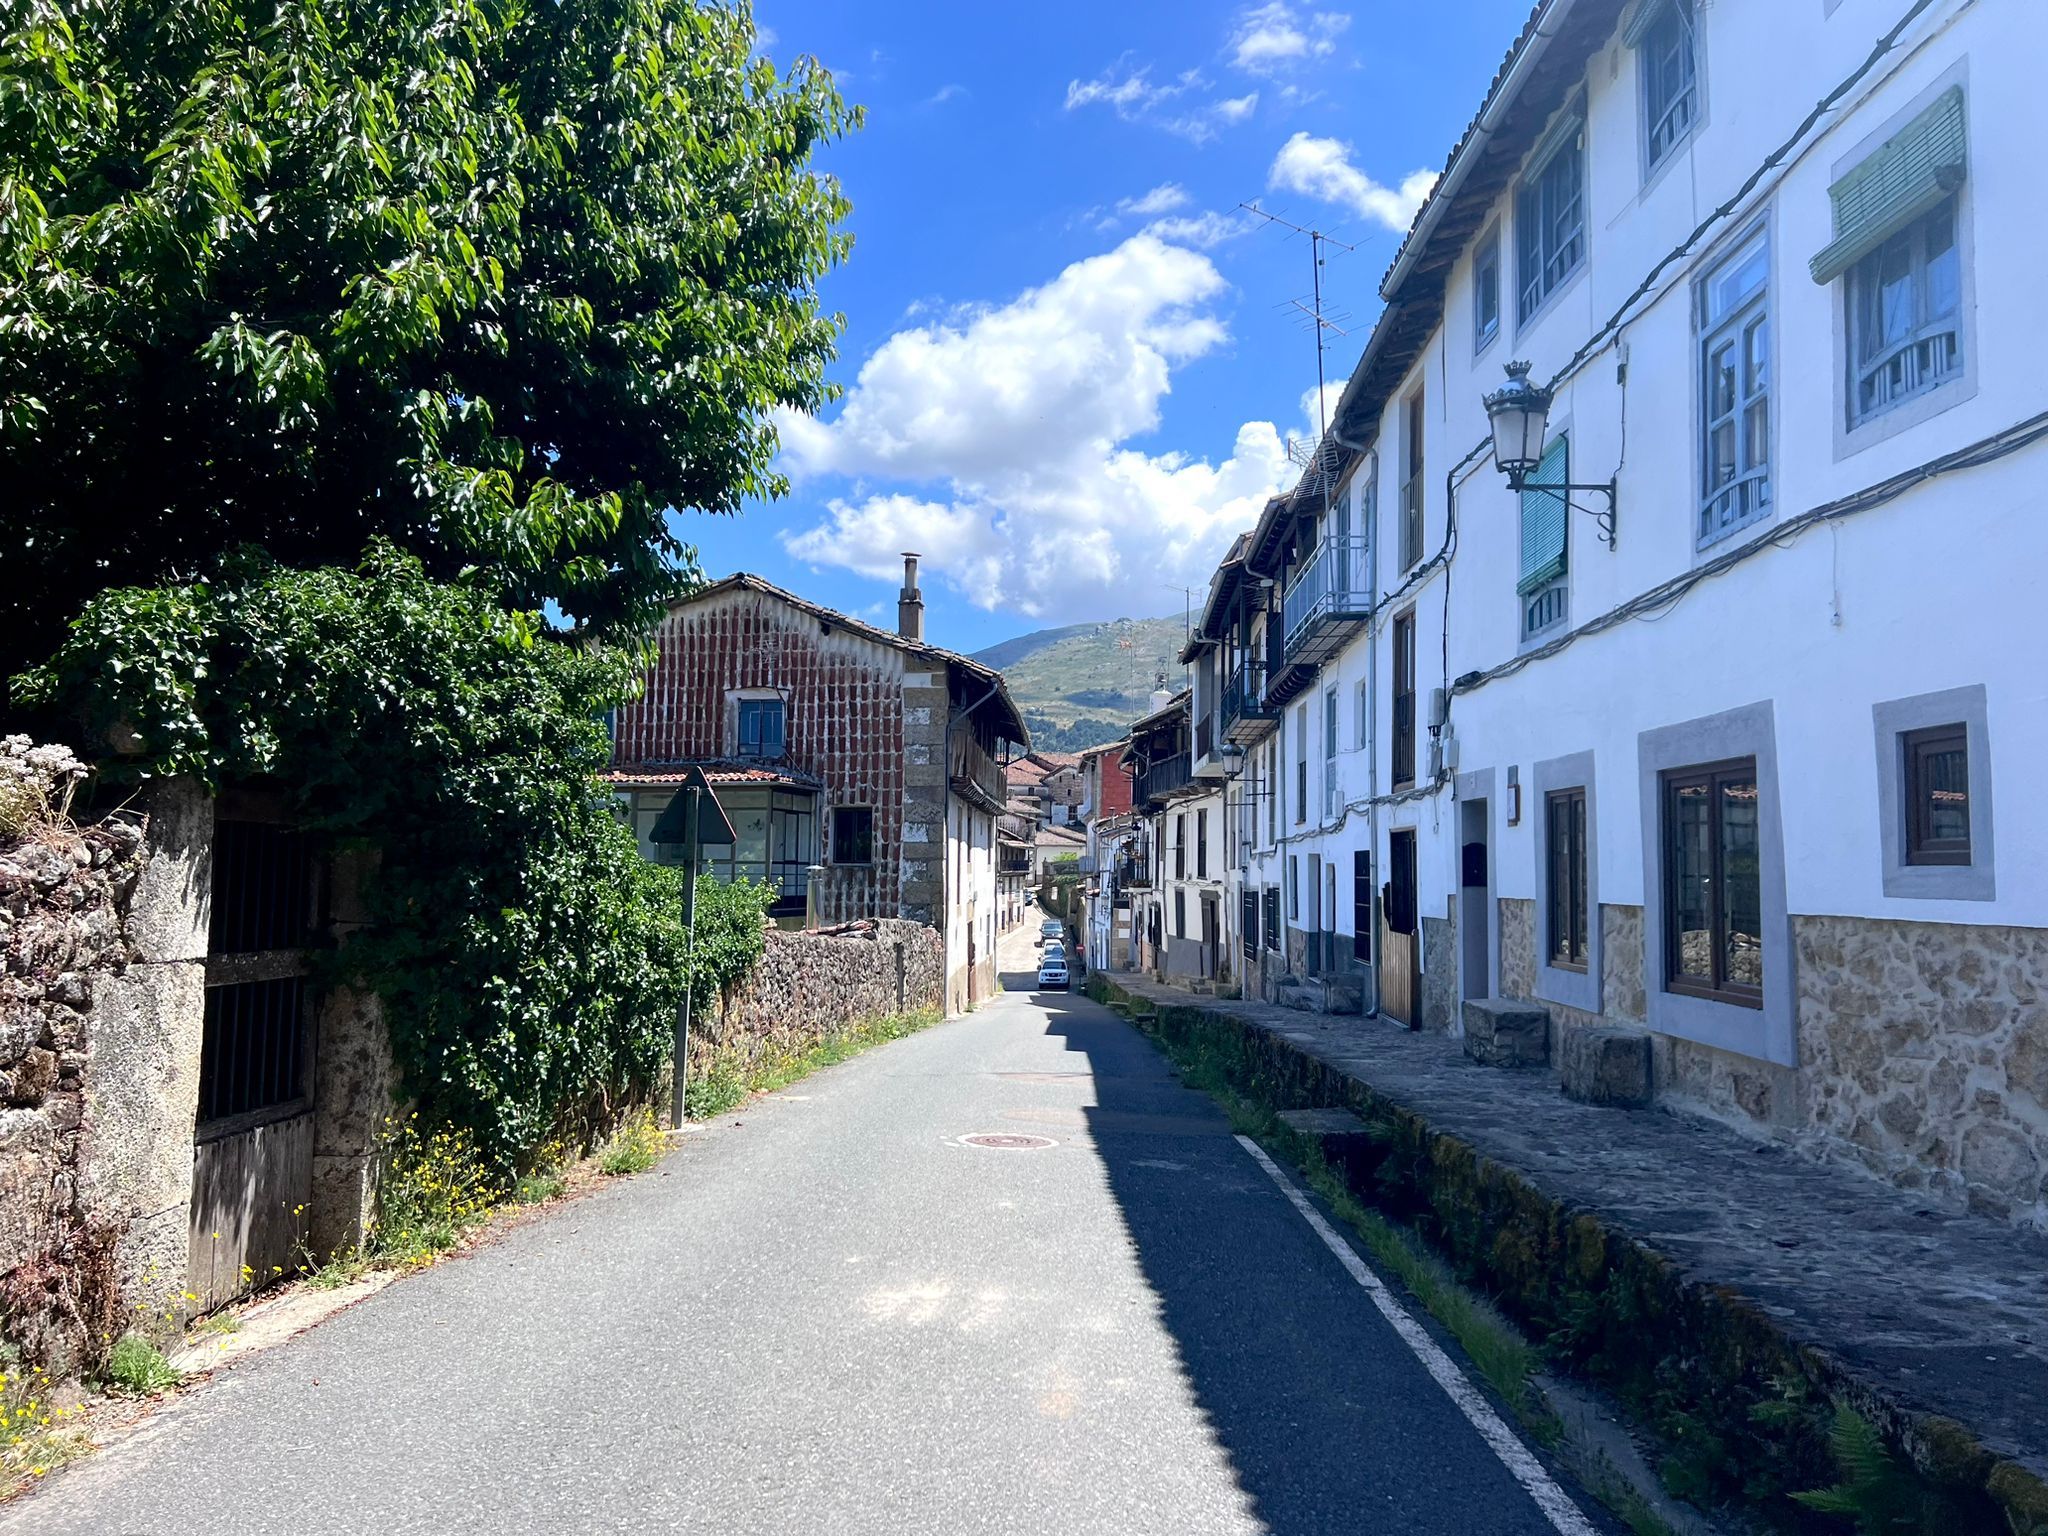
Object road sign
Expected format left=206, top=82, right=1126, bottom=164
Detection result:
left=648, top=765, right=737, bottom=848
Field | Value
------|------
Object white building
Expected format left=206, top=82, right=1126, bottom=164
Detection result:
left=1182, top=0, right=2048, bottom=1225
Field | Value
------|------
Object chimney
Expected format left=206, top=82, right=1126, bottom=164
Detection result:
left=897, top=552, right=925, bottom=642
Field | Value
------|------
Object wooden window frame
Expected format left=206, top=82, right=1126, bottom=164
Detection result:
left=1660, top=758, right=1762, bottom=1008
left=1903, top=723, right=1970, bottom=866
left=1391, top=611, right=1417, bottom=790
left=1545, top=788, right=1589, bottom=971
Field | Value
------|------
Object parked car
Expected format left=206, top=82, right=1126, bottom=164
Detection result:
left=1037, top=954, right=1070, bottom=990
left=1038, top=919, right=1063, bottom=947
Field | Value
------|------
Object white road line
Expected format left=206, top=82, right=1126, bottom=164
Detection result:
left=1234, top=1134, right=1602, bottom=1536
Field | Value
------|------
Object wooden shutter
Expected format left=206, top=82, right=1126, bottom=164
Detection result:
left=1810, top=87, right=1967, bottom=284
left=1517, top=435, right=1570, bottom=596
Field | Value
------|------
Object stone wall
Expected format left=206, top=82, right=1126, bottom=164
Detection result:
left=1797, top=914, right=2048, bottom=1228
left=691, top=917, right=943, bottom=1078
left=1497, top=893, right=2048, bottom=1229
left=0, top=808, right=161, bottom=1371
left=1420, top=905, right=1458, bottom=1033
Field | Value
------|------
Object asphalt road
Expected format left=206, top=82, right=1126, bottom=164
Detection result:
left=9, top=930, right=1614, bottom=1535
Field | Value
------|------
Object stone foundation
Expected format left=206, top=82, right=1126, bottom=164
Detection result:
left=1421, top=905, right=1458, bottom=1033
left=1797, top=914, right=2048, bottom=1228
left=1495, top=894, right=2048, bottom=1229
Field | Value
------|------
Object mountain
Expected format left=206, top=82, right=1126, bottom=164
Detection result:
left=972, top=615, right=1190, bottom=751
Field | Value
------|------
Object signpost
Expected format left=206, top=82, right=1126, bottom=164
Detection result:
left=648, top=767, right=737, bottom=1128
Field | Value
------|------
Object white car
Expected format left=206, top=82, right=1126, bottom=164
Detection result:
left=1037, top=956, right=1070, bottom=990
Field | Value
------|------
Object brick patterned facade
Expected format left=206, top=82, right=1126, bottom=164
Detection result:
left=609, top=575, right=1025, bottom=1011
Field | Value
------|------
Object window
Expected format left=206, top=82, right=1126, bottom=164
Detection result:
left=1473, top=229, right=1501, bottom=353
left=1391, top=611, right=1416, bottom=790
left=1517, top=110, right=1585, bottom=324
left=1294, top=703, right=1309, bottom=823
left=1241, top=888, right=1259, bottom=957
left=1196, top=808, right=1209, bottom=879
left=735, top=697, right=786, bottom=760
left=1635, top=0, right=1698, bottom=174
left=1545, top=789, right=1588, bottom=970
left=1400, top=389, right=1425, bottom=570
left=1263, top=887, right=1281, bottom=951
left=1847, top=198, right=1962, bottom=429
left=1903, top=724, right=1969, bottom=866
left=1323, top=686, right=1339, bottom=819
left=1518, top=432, right=1569, bottom=639
left=1174, top=889, right=1186, bottom=940
left=1699, top=228, right=1771, bottom=544
left=830, top=805, right=874, bottom=865
left=1288, top=856, right=1300, bottom=920
left=1351, top=849, right=1373, bottom=962
left=1662, top=760, right=1762, bottom=1006
left=1174, top=813, right=1187, bottom=879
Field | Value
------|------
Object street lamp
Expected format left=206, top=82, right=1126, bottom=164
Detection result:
left=1481, top=360, right=1619, bottom=549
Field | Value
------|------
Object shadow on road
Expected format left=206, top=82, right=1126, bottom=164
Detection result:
left=984, top=969, right=1584, bottom=1536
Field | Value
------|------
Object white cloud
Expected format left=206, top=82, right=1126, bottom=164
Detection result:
left=778, top=235, right=1294, bottom=623
left=1064, top=63, right=1193, bottom=119
left=1229, top=4, right=1349, bottom=76
left=923, top=83, right=967, bottom=107
left=1268, top=131, right=1438, bottom=234
left=1142, top=210, right=1256, bottom=249
left=1118, top=183, right=1191, bottom=218
left=1068, top=60, right=1251, bottom=143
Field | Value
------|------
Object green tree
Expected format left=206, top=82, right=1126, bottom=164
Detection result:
left=19, top=544, right=772, bottom=1165
left=0, top=0, right=855, bottom=690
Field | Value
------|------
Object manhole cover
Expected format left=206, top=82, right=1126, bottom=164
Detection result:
left=960, top=1133, right=1058, bottom=1151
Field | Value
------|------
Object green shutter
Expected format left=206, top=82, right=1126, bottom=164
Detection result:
left=1517, top=436, right=1569, bottom=597
left=1809, top=87, right=1967, bottom=285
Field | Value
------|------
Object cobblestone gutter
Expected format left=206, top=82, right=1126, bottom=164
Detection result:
left=1091, top=973, right=2048, bottom=1536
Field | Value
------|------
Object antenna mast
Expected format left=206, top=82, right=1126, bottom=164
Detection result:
left=1240, top=202, right=1356, bottom=508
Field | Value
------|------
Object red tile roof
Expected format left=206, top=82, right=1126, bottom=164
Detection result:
left=604, top=761, right=824, bottom=791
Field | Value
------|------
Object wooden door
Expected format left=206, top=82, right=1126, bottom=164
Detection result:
left=1381, top=830, right=1420, bottom=1028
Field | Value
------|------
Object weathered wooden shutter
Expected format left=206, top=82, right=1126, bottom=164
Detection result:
left=1810, top=86, right=1967, bottom=285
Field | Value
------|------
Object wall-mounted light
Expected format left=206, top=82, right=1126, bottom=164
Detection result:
left=1507, top=764, right=1522, bottom=826
left=1482, top=360, right=1618, bottom=550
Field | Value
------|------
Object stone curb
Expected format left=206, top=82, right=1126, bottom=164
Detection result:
left=1090, top=974, right=2048, bottom=1536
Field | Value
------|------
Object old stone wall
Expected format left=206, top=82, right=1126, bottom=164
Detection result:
left=1420, top=905, right=1458, bottom=1033
left=1797, top=914, right=2048, bottom=1229
left=691, top=918, right=943, bottom=1077
left=1497, top=893, right=2048, bottom=1228
left=0, top=807, right=163, bottom=1371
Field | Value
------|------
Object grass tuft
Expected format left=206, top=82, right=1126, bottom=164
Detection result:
left=104, top=1335, right=179, bottom=1397
left=597, top=1108, right=667, bottom=1176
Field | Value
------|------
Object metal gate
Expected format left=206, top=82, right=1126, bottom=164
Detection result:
left=190, top=803, right=319, bottom=1309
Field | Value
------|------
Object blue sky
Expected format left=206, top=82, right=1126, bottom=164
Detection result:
left=681, top=0, right=1533, bottom=654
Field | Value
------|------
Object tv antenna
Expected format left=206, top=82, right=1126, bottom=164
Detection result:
left=1240, top=202, right=1356, bottom=493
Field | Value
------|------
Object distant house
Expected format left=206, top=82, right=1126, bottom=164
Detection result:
left=607, top=560, right=1028, bottom=1013
left=1005, top=750, right=1084, bottom=826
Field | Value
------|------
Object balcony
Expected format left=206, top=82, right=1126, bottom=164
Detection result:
left=1282, top=536, right=1371, bottom=666
left=1134, top=750, right=1195, bottom=809
left=1222, top=663, right=1276, bottom=746
left=1115, top=852, right=1154, bottom=891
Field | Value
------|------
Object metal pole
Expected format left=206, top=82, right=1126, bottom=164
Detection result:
left=670, top=785, right=701, bottom=1130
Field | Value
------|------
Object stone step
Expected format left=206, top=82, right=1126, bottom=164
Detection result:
left=1461, top=997, right=1550, bottom=1067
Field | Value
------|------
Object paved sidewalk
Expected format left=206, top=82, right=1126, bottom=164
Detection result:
left=1107, top=973, right=2048, bottom=1506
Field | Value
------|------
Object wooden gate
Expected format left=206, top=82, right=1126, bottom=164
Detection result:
left=190, top=804, right=319, bottom=1310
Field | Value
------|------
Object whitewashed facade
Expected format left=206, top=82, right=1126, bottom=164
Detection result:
left=1181, top=0, right=2048, bottom=1224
